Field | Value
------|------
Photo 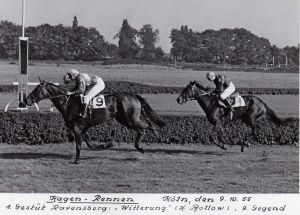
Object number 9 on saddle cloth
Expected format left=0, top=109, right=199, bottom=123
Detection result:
left=80, top=94, right=106, bottom=109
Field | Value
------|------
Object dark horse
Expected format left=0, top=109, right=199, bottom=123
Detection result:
left=177, top=81, right=293, bottom=152
left=26, top=81, right=166, bottom=164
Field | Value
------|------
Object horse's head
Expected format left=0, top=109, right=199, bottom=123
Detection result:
left=177, top=81, right=208, bottom=104
left=177, top=81, right=198, bottom=104
left=26, top=80, right=48, bottom=106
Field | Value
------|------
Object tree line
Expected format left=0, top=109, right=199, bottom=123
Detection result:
left=0, top=19, right=116, bottom=61
left=0, top=18, right=298, bottom=66
left=170, top=26, right=299, bottom=66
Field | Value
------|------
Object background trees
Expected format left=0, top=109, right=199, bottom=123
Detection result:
left=0, top=18, right=298, bottom=65
left=114, top=20, right=165, bottom=62
left=170, top=26, right=299, bottom=66
left=0, top=20, right=21, bottom=59
left=114, top=19, right=139, bottom=59
left=138, top=24, right=159, bottom=61
left=0, top=19, right=111, bottom=61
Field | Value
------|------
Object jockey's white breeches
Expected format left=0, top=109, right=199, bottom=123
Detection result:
left=220, top=82, right=235, bottom=100
left=83, top=78, right=105, bottom=104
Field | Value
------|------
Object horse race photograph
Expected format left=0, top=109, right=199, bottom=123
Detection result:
left=0, top=0, right=299, bottom=202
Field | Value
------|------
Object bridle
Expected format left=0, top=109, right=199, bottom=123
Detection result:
left=29, top=83, right=70, bottom=105
left=180, top=83, right=210, bottom=103
left=180, top=82, right=219, bottom=116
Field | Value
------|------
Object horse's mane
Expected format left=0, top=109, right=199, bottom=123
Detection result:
left=45, top=82, right=67, bottom=92
left=193, top=81, right=209, bottom=92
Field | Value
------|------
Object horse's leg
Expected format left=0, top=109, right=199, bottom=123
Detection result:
left=103, top=129, right=116, bottom=149
left=240, top=116, right=258, bottom=152
left=250, top=108, right=276, bottom=145
left=210, top=122, right=227, bottom=150
left=74, top=126, right=83, bottom=164
left=83, top=130, right=94, bottom=149
left=130, top=117, right=149, bottom=153
left=148, top=122, right=162, bottom=142
left=134, top=130, right=145, bottom=153
left=218, top=122, right=231, bottom=145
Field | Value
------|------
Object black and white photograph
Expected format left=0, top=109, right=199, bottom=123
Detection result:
left=0, top=0, right=299, bottom=213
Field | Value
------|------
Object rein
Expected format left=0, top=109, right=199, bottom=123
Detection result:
left=31, top=83, right=70, bottom=107
left=35, top=92, right=69, bottom=102
left=42, top=92, right=70, bottom=108
left=46, top=94, right=69, bottom=99
left=183, top=92, right=210, bottom=103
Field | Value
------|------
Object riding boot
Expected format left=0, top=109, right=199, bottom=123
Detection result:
left=80, top=103, right=88, bottom=118
left=223, top=98, right=233, bottom=120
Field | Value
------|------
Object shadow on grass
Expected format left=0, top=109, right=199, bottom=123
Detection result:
left=0, top=152, right=101, bottom=161
left=85, top=145, right=224, bottom=156
left=0, top=152, right=72, bottom=160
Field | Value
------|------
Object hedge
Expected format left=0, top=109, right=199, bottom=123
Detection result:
left=0, top=81, right=298, bottom=95
left=0, top=112, right=298, bottom=146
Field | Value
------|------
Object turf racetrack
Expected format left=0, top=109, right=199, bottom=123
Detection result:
left=0, top=143, right=298, bottom=193
left=0, top=62, right=299, bottom=88
left=0, top=62, right=298, bottom=193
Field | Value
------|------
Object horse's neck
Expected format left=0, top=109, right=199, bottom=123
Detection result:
left=47, top=85, right=67, bottom=114
left=195, top=93, right=215, bottom=114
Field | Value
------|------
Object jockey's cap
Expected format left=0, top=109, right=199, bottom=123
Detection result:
left=69, top=69, right=79, bottom=75
left=64, top=69, right=79, bottom=83
left=207, top=72, right=215, bottom=81
left=67, top=69, right=79, bottom=79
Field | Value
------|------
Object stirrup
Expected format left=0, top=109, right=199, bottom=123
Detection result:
left=79, top=103, right=88, bottom=118
left=228, top=110, right=233, bottom=120
left=79, top=112, right=87, bottom=118
left=78, top=110, right=87, bottom=118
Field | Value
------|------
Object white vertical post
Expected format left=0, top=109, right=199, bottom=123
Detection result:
left=4, top=0, right=29, bottom=111
left=285, top=56, right=288, bottom=67
left=272, top=57, right=274, bottom=67
left=22, top=0, right=26, bottom=37
left=18, top=37, right=28, bottom=109
left=18, top=0, right=28, bottom=110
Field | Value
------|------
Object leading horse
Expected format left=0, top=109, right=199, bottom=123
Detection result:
left=177, top=81, right=294, bottom=152
left=26, top=81, right=166, bottom=164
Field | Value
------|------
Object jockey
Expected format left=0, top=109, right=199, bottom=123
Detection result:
left=206, top=72, right=235, bottom=111
left=63, top=69, right=105, bottom=118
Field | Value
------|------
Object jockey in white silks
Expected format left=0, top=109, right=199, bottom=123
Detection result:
left=206, top=72, right=236, bottom=112
left=63, top=69, right=105, bottom=118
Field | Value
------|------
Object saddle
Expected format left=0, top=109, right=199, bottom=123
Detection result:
left=218, top=93, right=245, bottom=108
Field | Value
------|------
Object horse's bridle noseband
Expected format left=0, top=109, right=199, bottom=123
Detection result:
left=29, top=83, right=69, bottom=104
left=181, top=83, right=210, bottom=103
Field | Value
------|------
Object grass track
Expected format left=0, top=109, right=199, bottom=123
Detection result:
left=0, top=143, right=298, bottom=193
left=0, top=62, right=298, bottom=88
left=0, top=62, right=298, bottom=194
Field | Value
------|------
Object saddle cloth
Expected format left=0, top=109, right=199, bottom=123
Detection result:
left=88, top=94, right=106, bottom=109
left=218, top=94, right=245, bottom=108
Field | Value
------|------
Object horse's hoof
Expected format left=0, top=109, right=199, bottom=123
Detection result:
left=105, top=142, right=114, bottom=149
left=73, top=160, right=80, bottom=164
left=220, top=146, right=227, bottom=150
left=241, top=147, right=245, bottom=152
left=138, top=148, right=144, bottom=154
left=86, top=144, right=94, bottom=149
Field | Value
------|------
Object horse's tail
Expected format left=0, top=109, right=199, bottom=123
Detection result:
left=266, top=106, right=294, bottom=126
left=135, top=95, right=166, bottom=127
